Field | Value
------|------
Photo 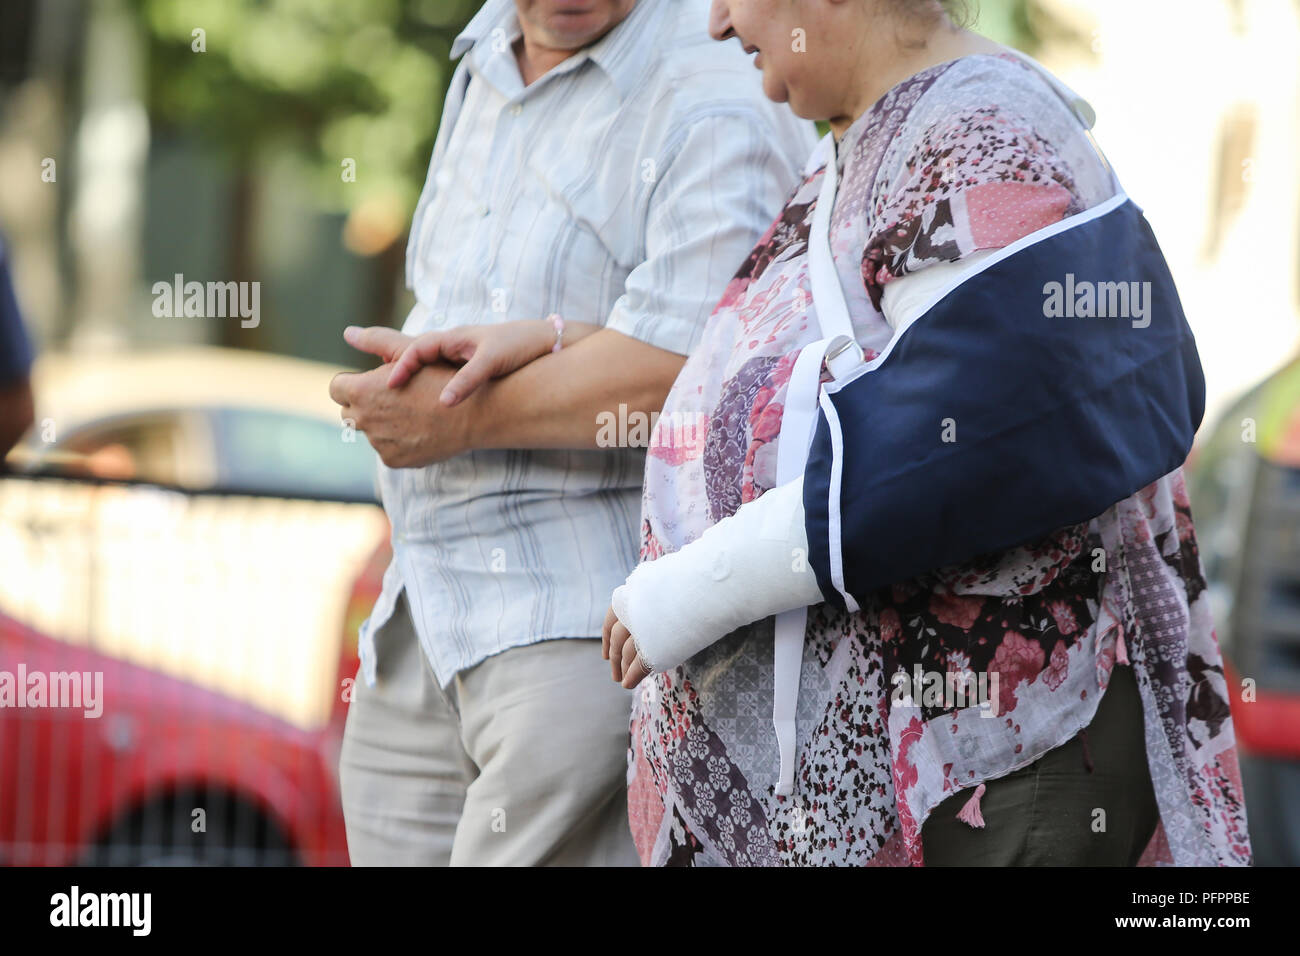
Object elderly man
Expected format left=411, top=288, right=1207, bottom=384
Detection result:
left=329, top=0, right=814, bottom=866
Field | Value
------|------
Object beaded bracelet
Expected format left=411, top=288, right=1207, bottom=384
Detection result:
left=546, top=313, right=565, bottom=353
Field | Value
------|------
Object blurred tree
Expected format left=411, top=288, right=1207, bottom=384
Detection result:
left=124, top=0, right=1049, bottom=347
left=975, top=0, right=1039, bottom=51
left=126, top=0, right=480, bottom=344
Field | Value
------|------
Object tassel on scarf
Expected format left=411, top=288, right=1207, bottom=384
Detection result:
left=956, top=783, right=987, bottom=829
left=1115, top=627, right=1130, bottom=666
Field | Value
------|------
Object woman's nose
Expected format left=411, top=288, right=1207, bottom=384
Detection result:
left=708, top=0, right=735, bottom=41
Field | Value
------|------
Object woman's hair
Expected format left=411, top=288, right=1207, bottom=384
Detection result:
left=942, top=0, right=974, bottom=26
left=891, top=0, right=976, bottom=29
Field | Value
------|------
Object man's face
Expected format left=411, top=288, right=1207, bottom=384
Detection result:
left=514, top=0, right=638, bottom=51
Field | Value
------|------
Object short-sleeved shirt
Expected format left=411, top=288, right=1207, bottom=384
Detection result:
left=359, top=0, right=817, bottom=687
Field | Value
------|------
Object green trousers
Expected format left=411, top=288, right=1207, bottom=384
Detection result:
left=920, top=664, right=1160, bottom=866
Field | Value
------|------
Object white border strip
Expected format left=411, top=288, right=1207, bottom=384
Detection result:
left=818, top=387, right=859, bottom=613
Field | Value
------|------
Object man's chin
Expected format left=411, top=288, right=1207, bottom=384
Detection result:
left=543, top=14, right=615, bottom=49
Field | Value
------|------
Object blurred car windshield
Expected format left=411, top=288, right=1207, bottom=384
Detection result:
left=58, top=412, right=192, bottom=485
left=215, top=408, right=377, bottom=501
left=38, top=407, right=377, bottom=502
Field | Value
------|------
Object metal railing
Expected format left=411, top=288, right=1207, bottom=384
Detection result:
left=0, top=471, right=387, bottom=866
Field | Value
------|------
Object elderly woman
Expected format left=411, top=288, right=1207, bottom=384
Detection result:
left=596, top=0, right=1251, bottom=867
left=385, top=0, right=1251, bottom=866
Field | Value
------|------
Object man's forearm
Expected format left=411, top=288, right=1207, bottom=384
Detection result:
left=463, top=328, right=685, bottom=451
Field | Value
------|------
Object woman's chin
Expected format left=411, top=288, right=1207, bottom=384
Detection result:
left=764, top=80, right=825, bottom=122
left=753, top=69, right=785, bottom=104
left=781, top=91, right=823, bottom=123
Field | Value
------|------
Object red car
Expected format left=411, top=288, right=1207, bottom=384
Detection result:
left=0, top=535, right=390, bottom=866
left=1, top=348, right=392, bottom=866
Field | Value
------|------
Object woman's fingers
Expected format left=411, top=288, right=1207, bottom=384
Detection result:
left=622, top=658, right=648, bottom=689
left=602, top=605, right=618, bottom=660
left=344, top=325, right=410, bottom=364
left=609, top=620, right=631, bottom=683
left=620, top=639, right=644, bottom=689
left=607, top=611, right=652, bottom=687
left=439, top=351, right=493, bottom=406
left=386, top=347, right=429, bottom=388
left=383, top=321, right=549, bottom=397
left=387, top=333, right=449, bottom=388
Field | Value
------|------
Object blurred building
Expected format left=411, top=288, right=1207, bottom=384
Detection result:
left=1033, top=0, right=1300, bottom=428
left=0, top=0, right=479, bottom=368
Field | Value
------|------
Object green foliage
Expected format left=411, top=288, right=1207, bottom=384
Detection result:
left=972, top=0, right=1039, bottom=52
left=126, top=0, right=1043, bottom=219
left=127, top=0, right=481, bottom=215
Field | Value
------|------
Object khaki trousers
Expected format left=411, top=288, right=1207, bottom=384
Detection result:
left=339, top=593, right=639, bottom=866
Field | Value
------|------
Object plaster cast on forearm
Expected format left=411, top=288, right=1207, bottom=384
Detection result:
left=611, top=475, right=822, bottom=673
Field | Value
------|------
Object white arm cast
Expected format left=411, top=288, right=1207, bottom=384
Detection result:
left=609, top=254, right=1006, bottom=673
left=610, top=476, right=823, bottom=673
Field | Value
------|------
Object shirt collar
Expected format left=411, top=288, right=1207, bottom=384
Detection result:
left=451, top=0, right=514, bottom=61
left=451, top=0, right=665, bottom=102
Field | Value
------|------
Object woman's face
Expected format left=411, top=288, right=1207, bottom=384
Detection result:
left=709, top=0, right=863, bottom=120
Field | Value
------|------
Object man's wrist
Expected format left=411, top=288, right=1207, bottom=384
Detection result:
left=448, top=378, right=481, bottom=456
left=409, top=361, right=478, bottom=459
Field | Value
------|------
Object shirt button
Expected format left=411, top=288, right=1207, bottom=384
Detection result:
left=509, top=103, right=523, bottom=116
left=478, top=203, right=490, bottom=217
left=435, top=169, right=452, bottom=189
